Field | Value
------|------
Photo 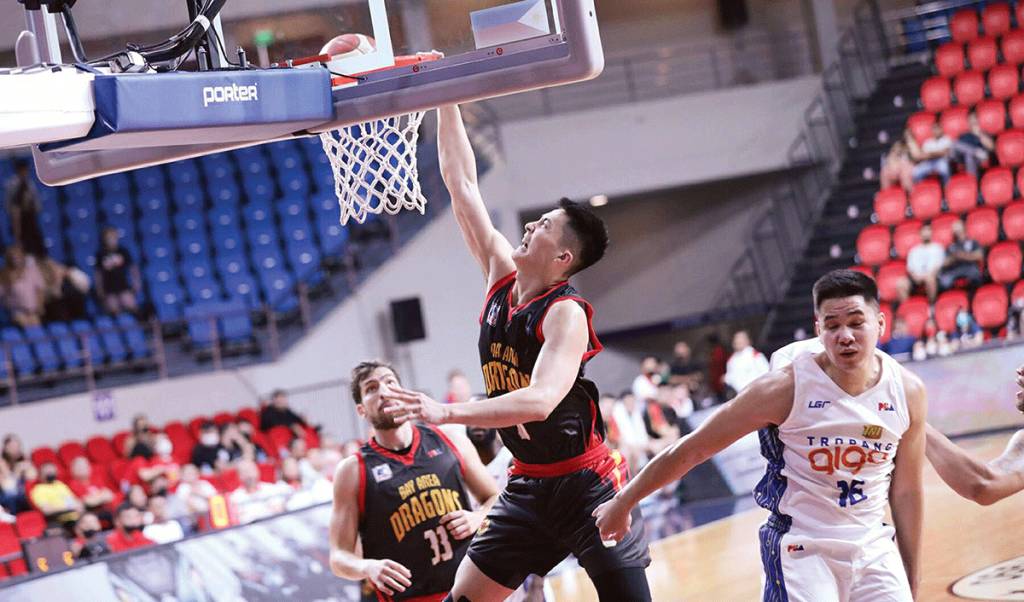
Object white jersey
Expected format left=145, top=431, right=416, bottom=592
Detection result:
left=756, top=349, right=909, bottom=539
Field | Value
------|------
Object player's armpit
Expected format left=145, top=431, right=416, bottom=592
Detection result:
left=440, top=424, right=501, bottom=511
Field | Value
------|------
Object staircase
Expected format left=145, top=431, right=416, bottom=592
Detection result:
left=763, top=61, right=933, bottom=351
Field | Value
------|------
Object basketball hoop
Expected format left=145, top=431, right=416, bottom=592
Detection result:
left=319, top=110, right=427, bottom=225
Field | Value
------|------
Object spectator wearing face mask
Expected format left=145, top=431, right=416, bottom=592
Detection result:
left=174, top=464, right=218, bottom=515
left=30, top=462, right=83, bottom=528
left=235, top=419, right=269, bottom=463
left=191, top=422, right=226, bottom=474
left=71, top=512, right=111, bottom=559
left=141, top=495, right=185, bottom=544
left=632, top=356, right=662, bottom=403
left=131, top=434, right=181, bottom=488
left=106, top=503, right=155, bottom=552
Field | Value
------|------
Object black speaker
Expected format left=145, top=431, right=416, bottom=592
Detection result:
left=390, top=297, right=426, bottom=343
left=717, top=0, right=749, bottom=30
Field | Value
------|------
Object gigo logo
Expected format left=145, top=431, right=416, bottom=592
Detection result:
left=808, top=446, right=890, bottom=475
left=202, top=83, right=259, bottom=107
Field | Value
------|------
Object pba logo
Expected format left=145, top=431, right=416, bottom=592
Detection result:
left=427, top=448, right=443, bottom=458
left=878, top=402, right=896, bottom=412
left=371, top=464, right=393, bottom=483
left=862, top=425, right=883, bottom=440
left=486, top=303, right=500, bottom=327
left=787, top=544, right=805, bottom=553
left=950, top=555, right=1024, bottom=600
left=808, top=400, right=831, bottom=409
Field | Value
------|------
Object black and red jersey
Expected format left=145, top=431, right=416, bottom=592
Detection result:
left=477, top=271, right=605, bottom=467
left=356, top=425, right=471, bottom=602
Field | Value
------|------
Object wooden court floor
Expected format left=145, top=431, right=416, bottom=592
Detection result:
left=547, top=432, right=1024, bottom=602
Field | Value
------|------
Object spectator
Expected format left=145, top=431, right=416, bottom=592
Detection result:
left=67, top=457, right=119, bottom=518
left=279, top=457, right=303, bottom=490
left=631, top=356, right=662, bottom=403
left=706, top=334, right=728, bottom=402
left=288, top=437, right=320, bottom=486
left=611, top=393, right=656, bottom=472
left=0, top=435, right=35, bottom=515
left=94, top=226, right=140, bottom=316
left=951, top=112, right=995, bottom=178
left=912, top=318, right=952, bottom=360
left=938, top=219, right=984, bottom=293
left=897, top=224, right=945, bottom=303
left=105, top=503, right=155, bottom=552
left=123, top=413, right=156, bottom=459
left=29, top=462, right=83, bottom=528
left=666, top=384, right=695, bottom=423
left=191, top=421, right=226, bottom=474
left=952, top=307, right=984, bottom=351
left=598, top=394, right=621, bottom=449
left=1008, top=297, right=1024, bottom=340
left=235, top=419, right=269, bottom=463
left=4, top=159, right=46, bottom=258
left=1, top=435, right=32, bottom=478
left=881, top=318, right=917, bottom=356
left=126, top=484, right=149, bottom=515
left=668, top=341, right=704, bottom=391
left=284, top=455, right=334, bottom=511
left=880, top=137, right=917, bottom=192
left=228, top=460, right=290, bottom=524
left=444, top=369, right=473, bottom=405
left=723, top=330, right=769, bottom=395
left=259, top=390, right=307, bottom=440
left=38, top=256, right=89, bottom=323
left=71, top=512, right=111, bottom=560
left=147, top=473, right=188, bottom=519
left=141, top=495, right=184, bottom=544
left=130, top=434, right=181, bottom=490
left=0, top=244, right=46, bottom=327
left=912, top=123, right=952, bottom=184
left=219, top=422, right=253, bottom=463
left=174, top=464, right=218, bottom=515
left=643, top=386, right=680, bottom=442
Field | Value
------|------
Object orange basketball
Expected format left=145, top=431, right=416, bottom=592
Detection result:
left=320, top=34, right=376, bottom=57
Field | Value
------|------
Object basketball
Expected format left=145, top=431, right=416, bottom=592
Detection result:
left=320, top=33, right=376, bottom=58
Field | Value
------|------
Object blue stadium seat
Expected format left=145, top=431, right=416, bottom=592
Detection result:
left=93, top=316, right=128, bottom=362
left=299, top=135, right=323, bottom=159
left=282, top=211, right=313, bottom=240
left=1, top=327, right=36, bottom=374
left=47, top=322, right=82, bottom=369
left=181, top=255, right=212, bottom=279
left=174, top=213, right=205, bottom=236
left=270, top=145, right=305, bottom=171
left=97, top=173, right=130, bottom=197
left=132, top=166, right=166, bottom=191
left=212, top=227, right=243, bottom=254
left=167, top=159, right=201, bottom=187
left=149, top=281, right=185, bottom=322
left=65, top=198, right=97, bottom=228
left=116, top=314, right=150, bottom=358
left=178, top=234, right=210, bottom=259
left=199, top=152, right=236, bottom=181
left=287, top=239, right=323, bottom=284
left=243, top=175, right=276, bottom=205
left=0, top=345, right=9, bottom=380
left=142, top=234, right=175, bottom=266
left=63, top=180, right=95, bottom=202
left=24, top=326, right=60, bottom=372
left=223, top=272, right=260, bottom=308
left=71, top=320, right=106, bottom=363
left=186, top=274, right=221, bottom=302
left=144, top=263, right=177, bottom=287
left=311, top=162, right=335, bottom=193
left=207, top=179, right=240, bottom=206
left=239, top=154, right=270, bottom=179
left=279, top=169, right=310, bottom=198
left=219, top=298, right=253, bottom=343
left=208, top=206, right=239, bottom=230
left=252, top=246, right=285, bottom=273
left=316, top=213, right=349, bottom=254
left=171, top=182, right=205, bottom=213
left=139, top=213, right=171, bottom=240
left=100, top=194, right=133, bottom=223
left=139, top=190, right=171, bottom=217
left=260, top=268, right=296, bottom=311
left=242, top=200, right=274, bottom=228
left=276, top=197, right=306, bottom=220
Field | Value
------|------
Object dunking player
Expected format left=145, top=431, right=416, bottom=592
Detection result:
left=329, top=360, right=500, bottom=602
left=378, top=104, right=652, bottom=602
left=596, top=270, right=926, bottom=601
left=771, top=338, right=1024, bottom=506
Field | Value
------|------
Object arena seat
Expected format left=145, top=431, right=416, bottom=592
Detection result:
left=975, top=99, right=1007, bottom=135
left=29, top=446, right=58, bottom=468
left=0, top=523, right=23, bottom=567
left=111, top=431, right=130, bottom=458
left=954, top=70, right=986, bottom=107
left=94, top=316, right=128, bottom=363
left=876, top=260, right=907, bottom=303
left=71, top=320, right=106, bottom=364
left=931, top=213, right=960, bottom=247
left=897, top=297, right=931, bottom=338
left=116, top=314, right=150, bottom=359
left=988, top=241, right=1024, bottom=283
left=893, top=219, right=924, bottom=260
left=1013, top=279, right=1024, bottom=303
left=850, top=265, right=874, bottom=278
left=57, top=441, right=87, bottom=468
left=252, top=430, right=278, bottom=460
left=973, top=284, right=1010, bottom=328
left=268, top=426, right=295, bottom=455
left=874, top=187, right=907, bottom=226
left=982, top=2, right=1011, bottom=36
left=981, top=166, right=1014, bottom=206
left=945, top=173, right=979, bottom=213
left=936, top=290, right=971, bottom=333
left=1003, top=201, right=1024, bottom=240
left=188, top=417, right=209, bottom=440
left=921, top=76, right=953, bottom=113
left=909, top=179, right=943, bottom=219
left=968, top=35, right=999, bottom=71
left=24, top=326, right=59, bottom=372
left=857, top=227, right=892, bottom=266
left=879, top=302, right=894, bottom=344
left=951, top=9, right=980, bottom=43
left=47, top=322, right=83, bottom=369
left=85, top=436, right=117, bottom=465
left=1003, top=29, right=1024, bottom=64
left=219, top=468, right=242, bottom=492
left=2, top=328, right=36, bottom=374
left=965, top=206, right=1001, bottom=246
left=935, top=41, right=966, bottom=77
left=6, top=559, right=27, bottom=577
left=258, top=463, right=277, bottom=483
left=237, top=408, right=260, bottom=429
left=14, top=511, right=45, bottom=540
left=940, top=106, right=970, bottom=139
left=989, top=64, right=1020, bottom=101
left=907, top=112, right=937, bottom=144
left=997, top=129, right=1024, bottom=167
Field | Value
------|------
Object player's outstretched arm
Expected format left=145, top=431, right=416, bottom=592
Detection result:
left=438, top=425, right=501, bottom=540
left=890, top=368, right=927, bottom=600
left=437, top=105, right=515, bottom=286
left=329, top=456, right=412, bottom=596
left=926, top=423, right=1024, bottom=505
left=594, top=368, right=794, bottom=542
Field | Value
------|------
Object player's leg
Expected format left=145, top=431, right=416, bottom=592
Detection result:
left=847, top=534, right=912, bottom=602
left=442, top=557, right=515, bottom=602
left=925, top=423, right=1024, bottom=505
left=759, top=522, right=843, bottom=602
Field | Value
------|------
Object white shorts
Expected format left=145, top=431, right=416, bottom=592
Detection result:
left=759, top=518, right=912, bottom=602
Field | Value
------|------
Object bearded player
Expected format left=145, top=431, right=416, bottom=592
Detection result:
left=378, top=104, right=652, bottom=602
left=329, top=360, right=500, bottom=602
left=596, top=270, right=926, bottom=601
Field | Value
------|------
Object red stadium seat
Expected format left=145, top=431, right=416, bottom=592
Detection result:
left=921, top=77, right=952, bottom=113
left=935, top=290, right=971, bottom=333
left=976, top=99, right=1007, bottom=135
left=267, top=426, right=295, bottom=455
left=856, top=225, right=892, bottom=266
left=188, top=416, right=210, bottom=441
left=237, top=408, right=260, bottom=429
left=109, top=458, right=132, bottom=489
left=258, top=462, right=277, bottom=483
left=0, top=523, right=22, bottom=561
left=988, top=241, right=1023, bottom=283
left=1011, top=95, right=1024, bottom=129
left=897, top=297, right=931, bottom=338
left=893, top=219, right=925, bottom=259
left=874, top=187, right=908, bottom=226
left=982, top=3, right=1012, bottom=36
left=876, top=260, right=908, bottom=303
left=57, top=441, right=87, bottom=469
left=111, top=430, right=131, bottom=457
left=1004, top=29, right=1024, bottom=65
left=954, top=70, right=986, bottom=107
left=14, top=511, right=45, bottom=540
left=1004, top=201, right=1024, bottom=240
left=973, top=284, right=1010, bottom=328
left=951, top=9, right=980, bottom=43
left=879, top=302, right=894, bottom=344
left=304, top=426, right=321, bottom=450
left=219, top=468, right=242, bottom=493
left=936, top=41, right=966, bottom=77
left=981, top=166, right=1014, bottom=206
left=1013, top=279, right=1024, bottom=303
left=908, top=111, right=937, bottom=144
left=252, top=430, right=279, bottom=460
left=212, top=412, right=235, bottom=427
left=0, top=564, right=8, bottom=581
left=988, top=64, right=1021, bottom=101
left=968, top=35, right=999, bottom=71
left=909, top=179, right=943, bottom=219
left=85, top=436, right=117, bottom=465
left=965, top=206, right=1001, bottom=246
left=164, top=421, right=192, bottom=443
left=940, top=106, right=971, bottom=139
left=7, top=559, right=27, bottom=577
left=945, top=173, right=979, bottom=213
left=932, top=213, right=960, bottom=247
left=29, top=446, right=59, bottom=469
left=849, top=265, right=874, bottom=278
left=997, top=129, right=1024, bottom=167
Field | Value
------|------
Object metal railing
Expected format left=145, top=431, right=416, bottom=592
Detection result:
left=879, top=0, right=991, bottom=62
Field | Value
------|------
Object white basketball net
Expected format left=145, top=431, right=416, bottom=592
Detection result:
left=319, top=111, right=428, bottom=225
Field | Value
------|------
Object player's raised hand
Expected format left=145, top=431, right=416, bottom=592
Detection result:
left=440, top=509, right=485, bottom=540
left=362, top=558, right=412, bottom=596
left=381, top=385, right=449, bottom=425
left=592, top=496, right=632, bottom=543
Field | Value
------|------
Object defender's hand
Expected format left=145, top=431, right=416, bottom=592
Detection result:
left=440, top=509, right=484, bottom=540
left=381, top=386, right=450, bottom=425
left=592, top=495, right=632, bottom=543
left=362, top=559, right=412, bottom=596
